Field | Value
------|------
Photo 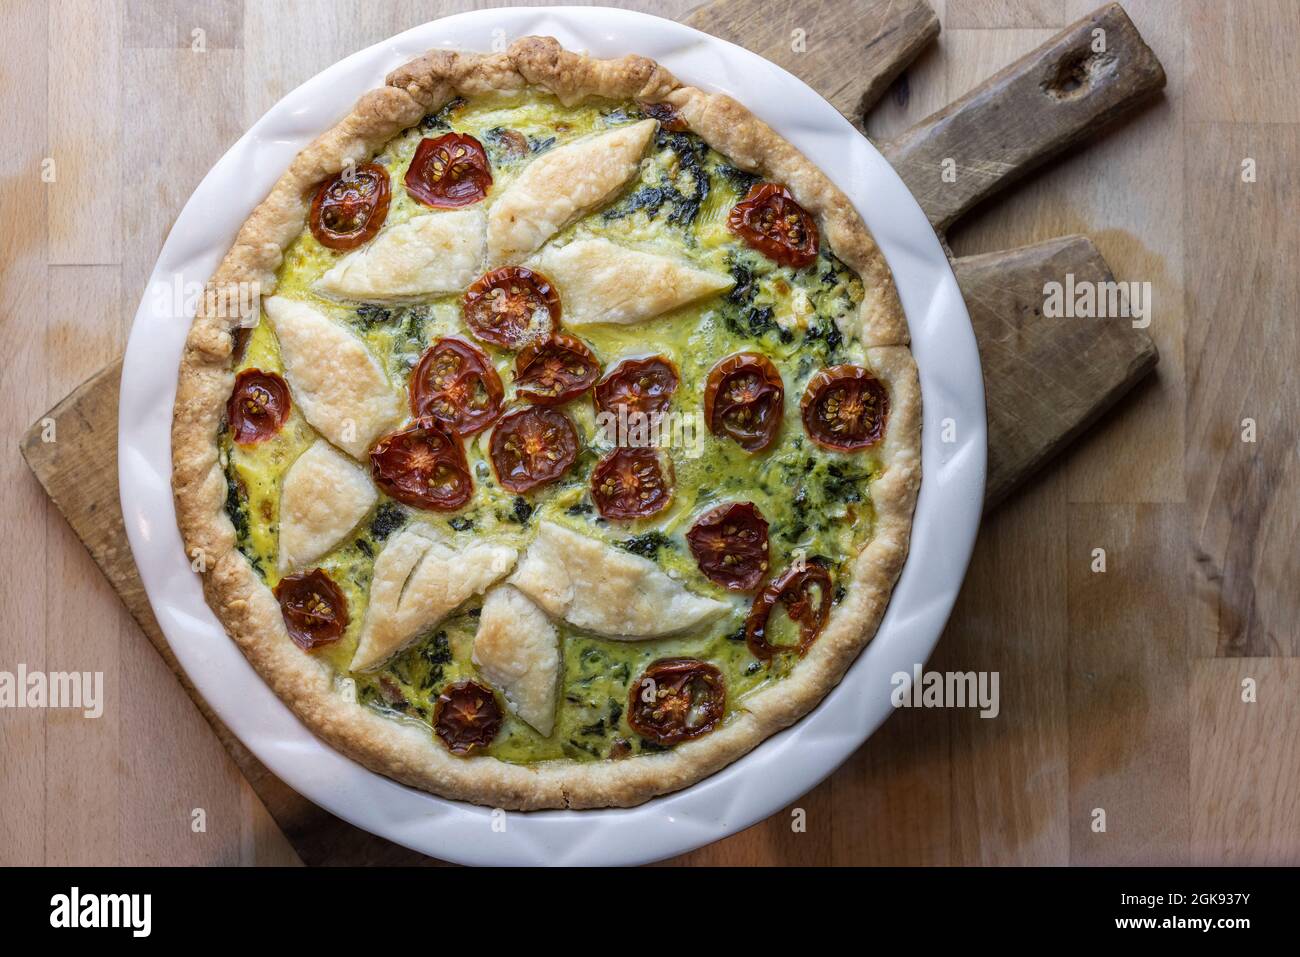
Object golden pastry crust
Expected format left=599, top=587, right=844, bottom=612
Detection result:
left=172, top=37, right=919, bottom=809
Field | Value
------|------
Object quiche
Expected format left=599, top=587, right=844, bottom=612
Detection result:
left=172, top=38, right=920, bottom=810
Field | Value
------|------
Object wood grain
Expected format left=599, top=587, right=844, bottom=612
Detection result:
left=1184, top=0, right=1300, bottom=124
left=1190, top=659, right=1300, bottom=864
left=945, top=0, right=1187, bottom=507
left=1184, top=121, right=1300, bottom=658
left=882, top=3, right=1166, bottom=233
left=946, top=472, right=1071, bottom=864
left=6, top=0, right=1300, bottom=867
left=954, top=236, right=1157, bottom=508
left=683, top=0, right=939, bottom=129
left=43, top=266, right=125, bottom=866
left=1066, top=503, right=1189, bottom=864
left=947, top=0, right=1069, bottom=28
left=48, top=0, right=121, bottom=265
left=1, top=0, right=51, bottom=868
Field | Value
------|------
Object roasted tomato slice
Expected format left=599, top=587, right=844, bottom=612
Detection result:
left=514, top=335, right=600, bottom=405
left=462, top=266, right=560, bottom=348
left=593, top=355, right=679, bottom=434
left=704, top=352, right=785, bottom=453
left=591, top=447, right=673, bottom=520
left=405, top=133, right=492, bottom=208
left=309, top=162, right=391, bottom=250
left=628, top=658, right=726, bottom=745
left=686, top=502, right=770, bottom=591
left=489, top=406, right=579, bottom=493
left=801, top=364, right=890, bottom=451
left=227, top=368, right=291, bottom=445
left=434, top=680, right=503, bottom=755
left=727, top=182, right=819, bottom=268
left=637, top=100, right=688, bottom=132
left=488, top=128, right=530, bottom=159
left=409, top=337, right=503, bottom=436
left=274, top=569, right=349, bottom=650
left=745, top=562, right=834, bottom=660
left=370, top=420, right=473, bottom=511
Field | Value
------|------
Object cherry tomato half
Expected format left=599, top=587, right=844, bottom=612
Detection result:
left=405, top=133, right=492, bottom=209
left=274, top=569, right=349, bottom=650
left=227, top=368, right=291, bottom=445
left=686, top=502, right=770, bottom=591
left=409, top=337, right=503, bottom=436
left=801, top=364, right=890, bottom=451
left=434, top=680, right=503, bottom=755
left=370, top=420, right=473, bottom=511
left=745, top=562, right=834, bottom=660
left=462, top=266, right=560, bottom=348
left=489, top=128, right=530, bottom=160
left=628, top=658, right=726, bottom=745
left=489, top=406, right=579, bottom=494
left=637, top=100, right=688, bottom=132
left=727, top=182, right=819, bottom=269
left=590, top=447, right=673, bottom=520
left=703, top=352, right=785, bottom=453
left=593, top=355, right=679, bottom=430
left=309, top=162, right=391, bottom=250
left=515, top=335, right=600, bottom=405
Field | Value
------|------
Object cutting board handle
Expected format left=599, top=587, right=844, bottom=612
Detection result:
left=881, top=2, right=1166, bottom=234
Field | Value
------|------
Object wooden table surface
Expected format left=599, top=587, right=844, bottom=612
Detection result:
left=3, top=0, right=1298, bottom=866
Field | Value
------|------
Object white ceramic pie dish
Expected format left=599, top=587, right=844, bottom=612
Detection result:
left=118, top=5, right=985, bottom=866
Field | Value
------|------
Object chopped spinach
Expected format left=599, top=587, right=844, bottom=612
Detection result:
left=619, top=531, right=674, bottom=559
left=222, top=455, right=265, bottom=579
left=822, top=462, right=872, bottom=504
left=602, top=129, right=710, bottom=228
left=718, top=163, right=759, bottom=193
left=223, top=463, right=250, bottom=542
left=599, top=106, right=636, bottom=125
left=355, top=303, right=392, bottom=330
left=509, top=496, right=534, bottom=526
left=802, top=315, right=844, bottom=361
left=423, top=630, right=453, bottom=666
left=370, top=502, right=407, bottom=542
left=721, top=257, right=782, bottom=341
left=420, top=97, right=465, bottom=131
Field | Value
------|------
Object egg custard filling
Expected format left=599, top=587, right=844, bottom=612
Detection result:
left=218, top=91, right=895, bottom=766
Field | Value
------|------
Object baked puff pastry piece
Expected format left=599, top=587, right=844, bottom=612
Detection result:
left=315, top=208, right=487, bottom=301
left=507, top=522, right=727, bottom=639
left=528, top=238, right=732, bottom=326
left=472, top=585, right=561, bottom=737
left=487, top=119, right=656, bottom=263
left=278, top=439, right=377, bottom=573
left=351, top=523, right=517, bottom=671
left=262, top=296, right=403, bottom=459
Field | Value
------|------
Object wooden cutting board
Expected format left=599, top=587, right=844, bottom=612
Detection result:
left=18, top=1, right=1163, bottom=865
